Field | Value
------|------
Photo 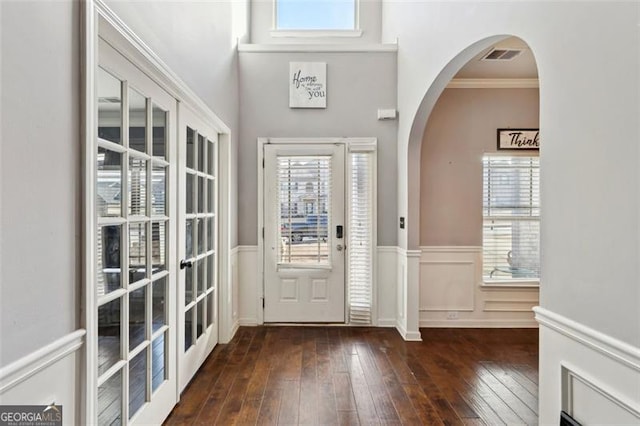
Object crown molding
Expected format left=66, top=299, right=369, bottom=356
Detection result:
left=447, top=78, right=539, bottom=89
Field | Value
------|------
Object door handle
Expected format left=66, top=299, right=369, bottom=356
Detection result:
left=336, top=244, right=344, bottom=251
left=180, top=259, right=193, bottom=270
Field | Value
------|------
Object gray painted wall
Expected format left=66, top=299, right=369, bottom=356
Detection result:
left=238, top=51, right=398, bottom=246
left=420, top=88, right=539, bottom=246
left=1, top=1, right=80, bottom=366
left=106, top=0, right=246, bottom=247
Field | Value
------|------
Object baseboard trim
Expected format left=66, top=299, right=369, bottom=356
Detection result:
left=420, top=319, right=538, bottom=328
left=239, top=318, right=260, bottom=326
left=376, top=319, right=397, bottom=327
left=0, top=329, right=86, bottom=394
left=396, top=321, right=422, bottom=341
left=420, top=246, right=482, bottom=253
left=534, top=307, right=640, bottom=372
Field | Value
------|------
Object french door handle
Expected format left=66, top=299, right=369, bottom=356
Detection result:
left=180, top=259, right=193, bottom=270
left=336, top=244, right=344, bottom=252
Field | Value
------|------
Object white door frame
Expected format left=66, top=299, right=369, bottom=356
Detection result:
left=257, top=137, right=377, bottom=326
left=83, top=2, right=234, bottom=423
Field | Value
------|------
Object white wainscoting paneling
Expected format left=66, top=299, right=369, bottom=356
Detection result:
left=419, top=246, right=539, bottom=327
left=535, top=307, right=640, bottom=424
left=0, top=329, right=85, bottom=425
left=420, top=260, right=475, bottom=311
left=376, top=247, right=399, bottom=327
left=237, top=245, right=260, bottom=326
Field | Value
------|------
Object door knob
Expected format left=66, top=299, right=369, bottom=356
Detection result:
left=180, top=259, right=193, bottom=270
left=336, top=244, right=344, bottom=251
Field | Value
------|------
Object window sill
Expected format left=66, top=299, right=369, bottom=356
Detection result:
left=270, top=29, right=363, bottom=38
left=481, top=280, right=540, bottom=290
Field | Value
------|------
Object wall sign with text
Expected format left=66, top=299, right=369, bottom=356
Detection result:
left=497, top=128, right=540, bottom=150
left=289, top=62, right=326, bottom=108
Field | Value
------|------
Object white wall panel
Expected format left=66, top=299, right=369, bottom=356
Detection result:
left=419, top=247, right=539, bottom=327
left=537, top=307, right=640, bottom=425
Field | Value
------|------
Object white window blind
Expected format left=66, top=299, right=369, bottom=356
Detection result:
left=277, top=156, right=331, bottom=265
left=483, top=156, right=540, bottom=281
left=348, top=151, right=374, bottom=324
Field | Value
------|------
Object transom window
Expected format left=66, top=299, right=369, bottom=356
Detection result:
left=276, top=0, right=356, bottom=30
left=482, top=156, right=540, bottom=281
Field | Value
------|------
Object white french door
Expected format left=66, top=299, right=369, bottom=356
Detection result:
left=95, top=39, right=177, bottom=425
left=264, top=144, right=346, bottom=322
left=178, top=104, right=219, bottom=391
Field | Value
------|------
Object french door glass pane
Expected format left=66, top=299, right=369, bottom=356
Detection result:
left=151, top=221, right=166, bottom=273
left=98, top=298, right=121, bottom=376
left=206, top=254, right=215, bottom=290
left=207, top=217, right=214, bottom=251
left=186, top=173, right=194, bottom=214
left=185, top=219, right=194, bottom=259
left=197, top=218, right=204, bottom=255
left=185, top=266, right=193, bottom=306
left=129, top=223, right=147, bottom=283
left=129, top=286, right=146, bottom=351
left=207, top=178, right=215, bottom=213
left=207, top=141, right=215, bottom=175
left=128, top=348, right=148, bottom=419
left=97, top=68, right=122, bottom=145
left=198, top=176, right=205, bottom=213
left=196, top=299, right=204, bottom=339
left=152, top=277, right=166, bottom=332
left=186, top=127, right=195, bottom=169
left=97, top=148, right=122, bottom=218
left=198, top=135, right=205, bottom=173
left=97, top=225, right=121, bottom=297
left=151, top=165, right=166, bottom=216
left=98, top=368, right=122, bottom=426
left=129, top=157, right=147, bottom=216
left=197, top=258, right=204, bottom=297
left=185, top=309, right=193, bottom=351
left=206, top=292, right=215, bottom=327
left=152, top=105, right=166, bottom=159
left=152, top=332, right=166, bottom=392
left=128, top=89, right=146, bottom=153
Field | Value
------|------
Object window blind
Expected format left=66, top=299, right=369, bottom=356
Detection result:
left=277, top=156, right=331, bottom=265
left=348, top=152, right=373, bottom=324
left=483, top=156, right=540, bottom=280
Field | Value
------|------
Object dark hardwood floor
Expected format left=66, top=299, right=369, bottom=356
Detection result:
left=165, top=327, right=538, bottom=425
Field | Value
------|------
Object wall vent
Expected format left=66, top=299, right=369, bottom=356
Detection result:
left=481, top=48, right=523, bottom=61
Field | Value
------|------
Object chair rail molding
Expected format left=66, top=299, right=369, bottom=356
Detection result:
left=0, top=329, right=86, bottom=394
left=534, top=307, right=640, bottom=372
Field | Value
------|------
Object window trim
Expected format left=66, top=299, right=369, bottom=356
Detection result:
left=271, top=0, right=361, bottom=36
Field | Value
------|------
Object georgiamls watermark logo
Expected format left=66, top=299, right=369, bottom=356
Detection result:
left=0, top=403, right=62, bottom=426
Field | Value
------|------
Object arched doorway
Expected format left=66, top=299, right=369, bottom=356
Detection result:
left=418, top=36, right=540, bottom=328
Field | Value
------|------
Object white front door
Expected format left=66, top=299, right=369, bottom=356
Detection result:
left=264, top=144, right=346, bottom=322
left=177, top=104, right=219, bottom=392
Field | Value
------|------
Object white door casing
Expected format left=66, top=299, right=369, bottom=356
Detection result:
left=263, top=144, right=346, bottom=323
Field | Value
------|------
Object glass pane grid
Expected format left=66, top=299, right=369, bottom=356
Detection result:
left=97, top=72, right=171, bottom=424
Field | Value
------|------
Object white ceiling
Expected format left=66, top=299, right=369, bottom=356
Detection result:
left=454, top=37, right=539, bottom=79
